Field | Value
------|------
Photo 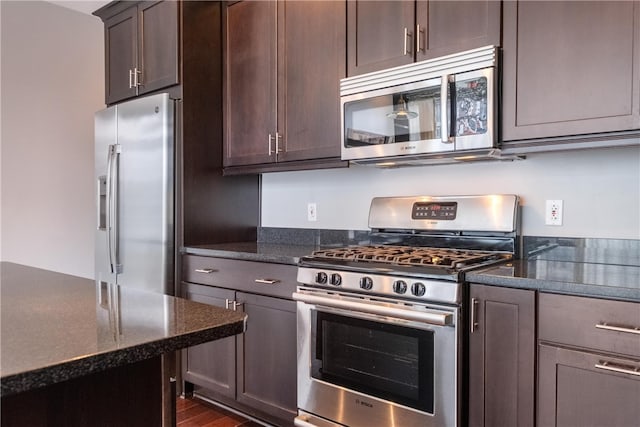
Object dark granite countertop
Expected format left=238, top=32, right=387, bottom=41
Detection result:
left=183, top=242, right=318, bottom=265
left=183, top=230, right=640, bottom=303
left=0, top=262, right=247, bottom=396
left=468, top=238, right=640, bottom=302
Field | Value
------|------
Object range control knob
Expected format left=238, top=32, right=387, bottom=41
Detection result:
left=359, top=276, right=373, bottom=290
left=393, top=280, right=407, bottom=294
left=315, top=272, right=328, bottom=284
left=412, top=282, right=426, bottom=297
left=330, top=273, right=342, bottom=286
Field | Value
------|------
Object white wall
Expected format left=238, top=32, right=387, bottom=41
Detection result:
left=1, top=1, right=104, bottom=278
left=262, top=145, right=640, bottom=239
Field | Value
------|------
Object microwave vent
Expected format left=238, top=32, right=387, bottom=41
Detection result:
left=341, top=45, right=498, bottom=96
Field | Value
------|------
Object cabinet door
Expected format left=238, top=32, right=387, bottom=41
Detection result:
left=223, top=1, right=277, bottom=167
left=236, top=292, right=297, bottom=422
left=276, top=1, right=346, bottom=162
left=468, top=284, right=535, bottom=427
left=503, top=1, right=640, bottom=141
left=347, top=0, right=415, bottom=76
left=138, top=1, right=179, bottom=95
left=416, top=0, right=500, bottom=62
left=538, top=344, right=640, bottom=427
left=104, top=7, right=138, bottom=104
left=182, top=283, right=236, bottom=400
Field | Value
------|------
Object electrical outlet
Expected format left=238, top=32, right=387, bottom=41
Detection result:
left=545, top=200, right=563, bottom=226
left=307, top=203, right=317, bottom=222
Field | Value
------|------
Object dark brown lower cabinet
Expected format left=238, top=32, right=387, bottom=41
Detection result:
left=538, top=344, right=640, bottom=427
left=182, top=281, right=297, bottom=426
left=537, top=292, right=640, bottom=427
left=468, top=284, right=535, bottom=427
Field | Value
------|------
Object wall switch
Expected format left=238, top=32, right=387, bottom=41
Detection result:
left=545, top=200, right=563, bottom=226
left=307, top=203, right=317, bottom=222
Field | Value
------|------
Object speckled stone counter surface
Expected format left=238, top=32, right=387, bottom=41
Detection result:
left=185, top=230, right=640, bottom=302
left=0, top=262, right=247, bottom=396
left=184, top=242, right=318, bottom=265
left=183, top=227, right=371, bottom=265
left=467, top=237, right=640, bottom=302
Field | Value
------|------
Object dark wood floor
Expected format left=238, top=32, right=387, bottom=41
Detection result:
left=177, top=396, right=263, bottom=427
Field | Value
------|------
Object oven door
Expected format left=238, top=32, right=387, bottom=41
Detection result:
left=294, top=287, right=460, bottom=427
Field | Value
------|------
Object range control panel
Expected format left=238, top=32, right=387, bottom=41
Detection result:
left=412, top=202, right=458, bottom=220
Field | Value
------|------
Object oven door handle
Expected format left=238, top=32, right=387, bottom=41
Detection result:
left=293, top=292, right=452, bottom=326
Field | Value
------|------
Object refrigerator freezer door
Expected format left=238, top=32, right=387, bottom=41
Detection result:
left=116, top=93, right=174, bottom=294
left=95, top=106, right=118, bottom=285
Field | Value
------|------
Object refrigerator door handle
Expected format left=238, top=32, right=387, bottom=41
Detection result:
left=106, top=144, right=122, bottom=274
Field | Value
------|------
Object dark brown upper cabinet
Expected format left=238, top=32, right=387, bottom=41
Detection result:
left=223, top=1, right=346, bottom=174
left=347, top=0, right=501, bottom=77
left=502, top=1, right=640, bottom=142
left=98, top=1, right=179, bottom=105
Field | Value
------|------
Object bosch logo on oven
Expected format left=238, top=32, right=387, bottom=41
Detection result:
left=355, top=399, right=374, bottom=408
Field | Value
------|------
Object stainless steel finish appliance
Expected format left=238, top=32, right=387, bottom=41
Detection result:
left=95, top=92, right=177, bottom=427
left=341, top=46, right=521, bottom=167
left=95, top=93, right=175, bottom=294
left=294, top=195, right=520, bottom=427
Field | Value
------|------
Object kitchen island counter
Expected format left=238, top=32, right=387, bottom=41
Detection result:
left=0, top=262, right=246, bottom=426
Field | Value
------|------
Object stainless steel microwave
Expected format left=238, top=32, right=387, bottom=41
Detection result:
left=341, top=45, right=513, bottom=166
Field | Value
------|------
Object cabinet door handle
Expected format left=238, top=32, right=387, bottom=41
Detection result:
left=268, top=133, right=275, bottom=156
left=194, top=268, right=216, bottom=274
left=134, top=67, right=142, bottom=87
left=595, top=361, right=640, bottom=377
left=470, top=297, right=479, bottom=333
left=403, top=27, right=412, bottom=56
left=275, top=132, right=283, bottom=153
left=416, top=25, right=424, bottom=53
left=225, top=299, right=245, bottom=311
left=255, top=278, right=280, bottom=285
left=595, top=323, right=640, bottom=335
left=129, top=69, right=134, bottom=89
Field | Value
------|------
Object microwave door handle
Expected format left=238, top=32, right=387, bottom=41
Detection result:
left=441, top=75, right=452, bottom=144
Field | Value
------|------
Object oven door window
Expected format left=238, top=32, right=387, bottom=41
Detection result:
left=311, top=310, right=434, bottom=414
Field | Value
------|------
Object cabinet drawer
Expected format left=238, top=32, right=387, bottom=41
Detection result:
left=182, top=255, right=297, bottom=300
left=538, top=343, right=640, bottom=427
left=539, top=293, right=640, bottom=358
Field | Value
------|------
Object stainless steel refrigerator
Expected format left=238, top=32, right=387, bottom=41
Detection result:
left=95, top=92, right=175, bottom=295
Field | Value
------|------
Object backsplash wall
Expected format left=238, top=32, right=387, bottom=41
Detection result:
left=261, top=145, right=640, bottom=239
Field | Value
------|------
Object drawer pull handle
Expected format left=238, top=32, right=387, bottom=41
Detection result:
left=255, top=278, right=280, bottom=285
left=195, top=268, right=216, bottom=274
left=595, top=323, right=640, bottom=335
left=595, top=361, right=640, bottom=377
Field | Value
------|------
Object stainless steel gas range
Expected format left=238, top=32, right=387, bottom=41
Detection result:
left=293, top=195, right=520, bottom=427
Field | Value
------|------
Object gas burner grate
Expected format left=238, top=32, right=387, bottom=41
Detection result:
left=312, top=245, right=505, bottom=269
